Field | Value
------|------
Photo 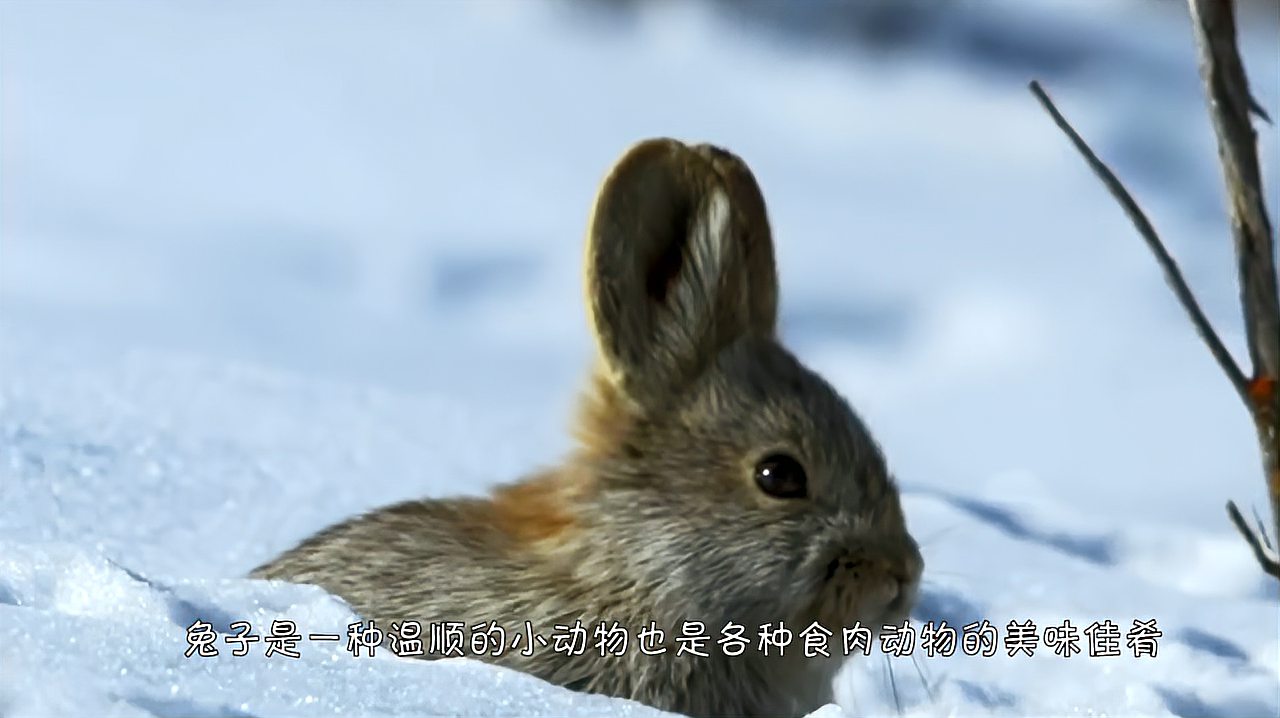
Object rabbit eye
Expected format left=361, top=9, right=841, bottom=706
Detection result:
left=754, top=453, right=807, bottom=499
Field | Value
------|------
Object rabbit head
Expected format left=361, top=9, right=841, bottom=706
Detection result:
left=570, top=138, right=923, bottom=642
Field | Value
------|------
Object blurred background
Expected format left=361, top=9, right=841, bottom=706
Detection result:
left=2, top=0, right=1278, bottom=555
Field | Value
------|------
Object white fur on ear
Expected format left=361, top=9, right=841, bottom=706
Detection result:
left=672, top=188, right=731, bottom=323
left=693, top=189, right=730, bottom=281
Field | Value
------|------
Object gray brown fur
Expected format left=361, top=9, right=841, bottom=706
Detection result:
left=251, top=138, right=924, bottom=718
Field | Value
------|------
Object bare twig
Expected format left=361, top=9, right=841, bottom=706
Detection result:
left=1187, top=0, right=1280, bottom=583
left=1028, top=0, right=1280, bottom=584
left=1027, top=80, right=1251, bottom=405
left=1247, top=96, right=1273, bottom=126
left=1188, top=0, right=1280, bottom=384
left=1227, top=500, right=1280, bottom=578
left=1251, top=503, right=1274, bottom=550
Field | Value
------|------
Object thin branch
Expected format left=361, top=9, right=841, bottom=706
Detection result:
left=1188, top=0, right=1280, bottom=386
left=1251, top=503, right=1274, bottom=550
left=1027, top=80, right=1252, bottom=406
left=1246, top=96, right=1273, bottom=126
left=1188, top=0, right=1280, bottom=587
left=1227, top=500, right=1280, bottom=578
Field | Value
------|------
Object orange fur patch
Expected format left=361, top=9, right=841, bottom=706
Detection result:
left=572, top=371, right=635, bottom=457
left=491, top=470, right=582, bottom=543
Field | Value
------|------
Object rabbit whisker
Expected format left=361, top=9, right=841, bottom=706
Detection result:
left=917, top=524, right=962, bottom=548
left=885, top=653, right=903, bottom=716
left=910, top=653, right=935, bottom=704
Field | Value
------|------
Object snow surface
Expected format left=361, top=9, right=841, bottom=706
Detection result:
left=2, top=0, right=1278, bottom=716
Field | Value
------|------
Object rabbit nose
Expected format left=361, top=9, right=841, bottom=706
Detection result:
left=888, top=541, right=924, bottom=614
left=813, top=545, right=919, bottom=629
left=823, top=543, right=921, bottom=609
left=884, top=574, right=916, bottom=616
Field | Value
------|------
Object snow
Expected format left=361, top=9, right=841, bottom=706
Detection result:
left=2, top=0, right=1278, bottom=716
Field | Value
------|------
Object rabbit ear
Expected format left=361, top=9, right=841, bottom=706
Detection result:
left=687, top=142, right=779, bottom=333
left=585, top=138, right=779, bottom=403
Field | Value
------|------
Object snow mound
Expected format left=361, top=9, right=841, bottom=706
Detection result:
left=0, top=542, right=679, bottom=718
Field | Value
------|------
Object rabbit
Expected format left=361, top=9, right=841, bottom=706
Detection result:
left=251, top=137, right=924, bottom=718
